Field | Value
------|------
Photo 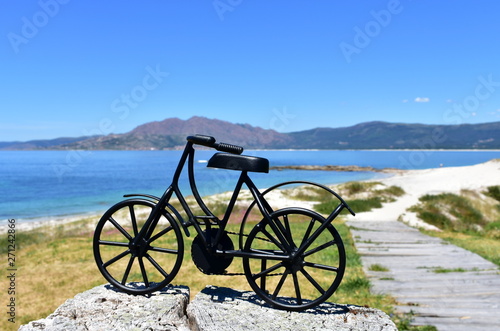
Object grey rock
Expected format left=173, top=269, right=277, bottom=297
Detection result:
left=19, top=284, right=190, bottom=331
left=19, top=284, right=396, bottom=331
left=187, top=286, right=397, bottom=331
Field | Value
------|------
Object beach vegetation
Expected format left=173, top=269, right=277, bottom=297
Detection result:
left=341, top=181, right=381, bottom=195
left=392, top=311, right=438, bottom=331
left=337, top=197, right=384, bottom=214
left=484, top=185, right=500, bottom=202
left=280, top=185, right=333, bottom=201
left=369, top=264, right=390, bottom=272
left=431, top=267, right=476, bottom=273
left=312, top=182, right=405, bottom=215
left=409, top=188, right=499, bottom=236
left=410, top=186, right=500, bottom=266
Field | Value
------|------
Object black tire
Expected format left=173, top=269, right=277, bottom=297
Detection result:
left=93, top=199, right=184, bottom=294
left=243, top=208, right=345, bottom=311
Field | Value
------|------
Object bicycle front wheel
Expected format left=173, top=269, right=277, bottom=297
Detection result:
left=242, top=208, right=345, bottom=311
left=93, top=199, right=184, bottom=294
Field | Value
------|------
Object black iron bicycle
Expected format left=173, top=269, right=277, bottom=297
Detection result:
left=93, top=135, right=355, bottom=311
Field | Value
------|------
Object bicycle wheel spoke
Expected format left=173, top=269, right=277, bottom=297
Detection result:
left=129, top=205, right=138, bottom=236
left=303, top=261, right=339, bottom=273
left=298, top=221, right=330, bottom=255
left=121, top=255, right=136, bottom=285
left=271, top=216, right=293, bottom=251
left=300, top=268, right=325, bottom=294
left=108, top=217, right=133, bottom=241
left=272, top=270, right=290, bottom=300
left=292, top=272, right=302, bottom=305
left=300, top=218, right=316, bottom=247
left=253, top=261, right=284, bottom=280
left=261, top=227, right=286, bottom=251
left=283, top=214, right=295, bottom=248
left=260, top=259, right=267, bottom=291
left=304, top=240, right=336, bottom=257
left=149, top=225, right=174, bottom=243
left=149, top=246, right=178, bottom=254
left=102, top=249, right=130, bottom=268
left=99, top=240, right=129, bottom=247
left=145, top=254, right=170, bottom=278
left=138, top=257, right=149, bottom=287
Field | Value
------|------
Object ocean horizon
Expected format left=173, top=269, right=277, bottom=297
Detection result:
left=1, top=149, right=498, bottom=224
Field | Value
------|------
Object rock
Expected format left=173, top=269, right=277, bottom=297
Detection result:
left=19, top=284, right=396, bottom=331
left=19, top=284, right=190, bottom=331
left=269, top=165, right=402, bottom=173
left=187, top=286, right=397, bottom=331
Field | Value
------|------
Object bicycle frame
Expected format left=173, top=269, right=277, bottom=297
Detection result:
left=126, top=140, right=282, bottom=259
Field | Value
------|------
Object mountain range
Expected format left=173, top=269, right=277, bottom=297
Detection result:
left=1, top=116, right=499, bottom=150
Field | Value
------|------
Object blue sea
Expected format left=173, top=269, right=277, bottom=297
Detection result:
left=1, top=149, right=498, bottom=224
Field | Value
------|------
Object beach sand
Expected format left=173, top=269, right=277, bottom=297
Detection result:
left=5, top=159, right=499, bottom=234
left=346, top=158, right=500, bottom=229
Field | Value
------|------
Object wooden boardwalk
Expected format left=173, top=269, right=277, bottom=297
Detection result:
left=346, top=220, right=500, bottom=331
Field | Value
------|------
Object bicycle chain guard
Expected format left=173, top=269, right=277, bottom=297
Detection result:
left=191, top=231, right=234, bottom=275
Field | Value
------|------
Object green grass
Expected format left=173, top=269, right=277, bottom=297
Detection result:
left=485, top=185, right=500, bottom=202
left=342, top=181, right=380, bottom=195
left=409, top=193, right=486, bottom=233
left=408, top=186, right=500, bottom=267
left=392, top=312, right=438, bottom=331
left=409, top=188, right=500, bottom=237
left=313, top=182, right=405, bottom=215
left=431, top=267, right=475, bottom=273
left=369, top=264, right=390, bottom=272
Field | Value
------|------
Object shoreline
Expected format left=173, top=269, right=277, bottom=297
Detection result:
left=270, top=165, right=402, bottom=173
left=3, top=159, right=499, bottom=234
left=0, top=212, right=103, bottom=234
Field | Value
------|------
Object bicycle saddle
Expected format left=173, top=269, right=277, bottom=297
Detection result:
left=207, top=153, right=269, bottom=173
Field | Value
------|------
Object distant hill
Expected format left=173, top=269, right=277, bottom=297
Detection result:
left=1, top=117, right=499, bottom=150
left=0, top=136, right=99, bottom=150
left=288, top=121, right=500, bottom=149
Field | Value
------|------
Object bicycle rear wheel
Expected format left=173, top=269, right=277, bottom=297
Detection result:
left=93, top=199, right=184, bottom=294
left=242, top=208, right=345, bottom=311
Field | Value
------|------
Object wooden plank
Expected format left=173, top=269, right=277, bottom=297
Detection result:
left=347, top=219, right=500, bottom=330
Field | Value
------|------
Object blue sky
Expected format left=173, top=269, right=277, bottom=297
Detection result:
left=1, top=1, right=500, bottom=141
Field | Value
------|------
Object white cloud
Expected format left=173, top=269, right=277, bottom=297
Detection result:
left=414, top=97, right=430, bottom=103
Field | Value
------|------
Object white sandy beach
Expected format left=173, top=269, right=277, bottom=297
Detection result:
left=346, top=159, right=500, bottom=229
left=4, top=159, right=499, bottom=234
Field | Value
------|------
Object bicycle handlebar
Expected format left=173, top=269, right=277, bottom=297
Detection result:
left=187, top=135, right=244, bottom=155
